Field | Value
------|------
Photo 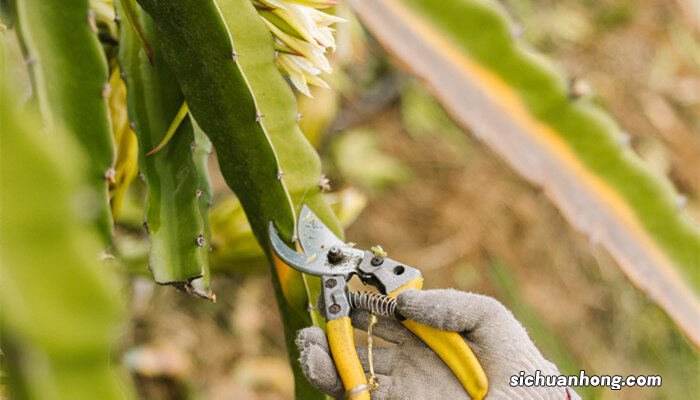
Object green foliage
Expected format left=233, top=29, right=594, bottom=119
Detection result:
left=209, top=195, right=269, bottom=275
left=0, top=76, right=132, bottom=400
left=332, top=129, right=411, bottom=193
left=118, top=3, right=212, bottom=297
left=400, top=82, right=470, bottom=153
left=14, top=0, right=115, bottom=241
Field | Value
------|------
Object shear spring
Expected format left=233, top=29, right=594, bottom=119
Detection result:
left=348, top=291, right=398, bottom=319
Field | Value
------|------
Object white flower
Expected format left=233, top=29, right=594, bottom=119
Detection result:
left=255, top=0, right=343, bottom=96
left=264, top=20, right=332, bottom=73
left=272, top=4, right=344, bottom=49
left=277, top=53, right=330, bottom=96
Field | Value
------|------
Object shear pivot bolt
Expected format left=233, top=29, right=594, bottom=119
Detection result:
left=327, top=246, right=343, bottom=264
left=371, top=256, right=384, bottom=266
left=325, top=278, right=337, bottom=288
left=329, top=304, right=342, bottom=314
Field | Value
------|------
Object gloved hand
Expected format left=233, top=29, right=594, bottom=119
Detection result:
left=296, top=289, right=579, bottom=399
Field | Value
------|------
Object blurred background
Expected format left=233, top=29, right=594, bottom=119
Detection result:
left=105, top=0, right=699, bottom=399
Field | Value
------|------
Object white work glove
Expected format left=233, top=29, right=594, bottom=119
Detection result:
left=296, top=289, right=579, bottom=399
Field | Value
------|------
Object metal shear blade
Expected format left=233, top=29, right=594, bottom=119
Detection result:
left=297, top=205, right=346, bottom=254
left=268, top=205, right=363, bottom=277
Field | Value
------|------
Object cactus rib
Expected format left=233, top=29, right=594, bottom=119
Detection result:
left=0, top=72, right=133, bottom=400
left=118, top=2, right=212, bottom=297
left=15, top=0, right=115, bottom=241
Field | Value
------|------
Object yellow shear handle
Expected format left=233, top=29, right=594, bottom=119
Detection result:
left=327, top=317, right=370, bottom=400
left=389, top=278, right=489, bottom=400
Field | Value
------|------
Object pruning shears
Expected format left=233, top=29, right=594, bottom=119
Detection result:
left=269, top=206, right=488, bottom=400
